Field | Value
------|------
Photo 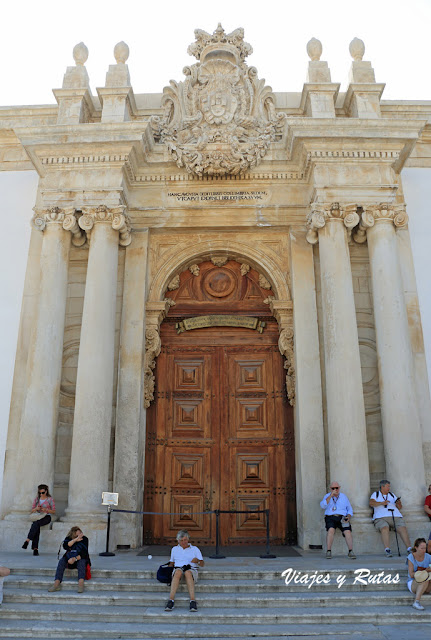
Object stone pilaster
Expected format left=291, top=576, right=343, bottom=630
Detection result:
left=354, top=204, right=427, bottom=518
left=289, top=229, right=326, bottom=548
left=64, top=206, right=131, bottom=525
left=7, top=208, right=84, bottom=517
left=307, top=203, right=370, bottom=517
left=112, top=230, right=149, bottom=549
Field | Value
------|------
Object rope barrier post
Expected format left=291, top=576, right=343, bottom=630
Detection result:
left=99, top=505, right=115, bottom=557
left=259, top=509, right=276, bottom=558
left=209, top=510, right=225, bottom=559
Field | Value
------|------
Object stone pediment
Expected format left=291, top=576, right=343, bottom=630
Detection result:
left=151, top=24, right=285, bottom=177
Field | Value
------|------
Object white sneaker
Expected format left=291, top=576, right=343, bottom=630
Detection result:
left=412, top=600, right=424, bottom=611
left=385, top=548, right=393, bottom=558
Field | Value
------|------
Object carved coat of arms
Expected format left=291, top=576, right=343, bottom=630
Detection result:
left=151, top=24, right=285, bottom=176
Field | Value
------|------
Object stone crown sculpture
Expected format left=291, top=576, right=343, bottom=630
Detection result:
left=151, top=24, right=285, bottom=176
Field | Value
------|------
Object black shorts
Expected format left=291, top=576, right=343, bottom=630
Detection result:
left=325, top=515, right=352, bottom=536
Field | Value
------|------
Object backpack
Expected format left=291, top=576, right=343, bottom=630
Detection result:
left=157, top=563, right=174, bottom=585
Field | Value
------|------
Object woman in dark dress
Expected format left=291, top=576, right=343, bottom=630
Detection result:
left=48, top=526, right=90, bottom=593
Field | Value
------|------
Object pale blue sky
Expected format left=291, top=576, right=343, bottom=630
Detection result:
left=1, top=0, right=430, bottom=105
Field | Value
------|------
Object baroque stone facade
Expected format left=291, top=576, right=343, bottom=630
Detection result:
left=0, top=26, right=430, bottom=552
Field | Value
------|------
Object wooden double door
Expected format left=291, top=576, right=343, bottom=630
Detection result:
left=144, top=321, right=295, bottom=546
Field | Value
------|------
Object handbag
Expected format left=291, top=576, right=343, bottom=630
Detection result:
left=157, top=563, right=174, bottom=585
left=29, top=513, right=41, bottom=522
left=85, top=564, right=92, bottom=580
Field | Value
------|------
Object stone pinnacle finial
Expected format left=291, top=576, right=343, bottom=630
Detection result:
left=349, top=37, right=365, bottom=61
left=73, top=42, right=89, bottom=66
left=306, top=38, right=322, bottom=61
left=114, top=41, right=129, bottom=64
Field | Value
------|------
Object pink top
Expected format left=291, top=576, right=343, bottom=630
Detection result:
left=32, top=496, right=55, bottom=511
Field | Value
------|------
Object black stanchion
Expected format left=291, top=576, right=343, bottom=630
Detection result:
left=388, top=508, right=401, bottom=557
left=209, top=510, right=225, bottom=559
left=259, top=509, right=276, bottom=558
left=99, top=505, right=115, bottom=557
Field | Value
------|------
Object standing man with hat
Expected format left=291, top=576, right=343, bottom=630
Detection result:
left=320, top=481, right=356, bottom=559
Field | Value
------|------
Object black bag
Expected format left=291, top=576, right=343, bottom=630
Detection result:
left=157, top=563, right=174, bottom=585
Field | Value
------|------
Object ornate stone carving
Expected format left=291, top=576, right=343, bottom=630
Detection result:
left=353, top=203, right=409, bottom=243
left=263, top=296, right=275, bottom=305
left=151, top=24, right=285, bottom=177
left=240, top=263, right=250, bottom=276
left=78, top=205, right=132, bottom=246
left=306, top=202, right=360, bottom=244
left=167, top=275, right=180, bottom=291
left=32, top=207, right=85, bottom=246
left=189, top=264, right=200, bottom=276
left=211, top=256, right=228, bottom=267
left=164, top=297, right=176, bottom=308
left=258, top=274, right=272, bottom=290
left=143, top=327, right=161, bottom=409
left=278, top=328, right=296, bottom=407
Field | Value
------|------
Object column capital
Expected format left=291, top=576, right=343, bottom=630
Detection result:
left=306, top=202, right=360, bottom=244
left=353, top=203, right=408, bottom=243
left=78, top=205, right=132, bottom=246
left=32, top=207, right=85, bottom=246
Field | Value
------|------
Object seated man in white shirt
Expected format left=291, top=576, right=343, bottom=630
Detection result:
left=369, top=479, right=412, bottom=557
left=164, top=529, right=204, bottom=613
left=320, top=481, right=356, bottom=559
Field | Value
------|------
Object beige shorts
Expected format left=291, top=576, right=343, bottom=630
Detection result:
left=373, top=516, right=406, bottom=531
left=173, top=567, right=199, bottom=583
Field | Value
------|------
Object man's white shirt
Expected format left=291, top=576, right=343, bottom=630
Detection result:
left=320, top=492, right=353, bottom=517
left=370, top=491, right=402, bottom=519
left=170, top=544, right=203, bottom=568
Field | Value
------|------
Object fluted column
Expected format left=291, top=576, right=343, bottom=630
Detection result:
left=354, top=204, right=426, bottom=511
left=307, top=203, right=370, bottom=514
left=64, top=205, right=131, bottom=522
left=9, top=208, right=84, bottom=516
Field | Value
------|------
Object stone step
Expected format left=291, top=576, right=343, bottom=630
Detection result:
left=3, top=587, right=418, bottom=608
left=0, top=620, right=390, bottom=639
left=4, top=575, right=407, bottom=593
left=1, top=602, right=431, bottom=625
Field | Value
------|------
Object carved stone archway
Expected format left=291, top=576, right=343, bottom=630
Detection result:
left=144, top=242, right=294, bottom=409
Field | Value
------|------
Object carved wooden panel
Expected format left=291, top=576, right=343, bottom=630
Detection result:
left=144, top=318, right=296, bottom=546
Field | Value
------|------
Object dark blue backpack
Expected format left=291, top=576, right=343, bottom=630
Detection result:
left=157, top=563, right=174, bottom=585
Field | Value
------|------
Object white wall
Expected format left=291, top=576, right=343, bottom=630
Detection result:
left=0, top=171, right=38, bottom=506
left=402, top=168, right=431, bottom=388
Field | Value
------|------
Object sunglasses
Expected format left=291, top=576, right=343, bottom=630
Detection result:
left=330, top=487, right=340, bottom=490
left=38, top=490, right=47, bottom=494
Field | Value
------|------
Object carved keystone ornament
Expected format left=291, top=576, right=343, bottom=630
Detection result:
left=151, top=24, right=285, bottom=176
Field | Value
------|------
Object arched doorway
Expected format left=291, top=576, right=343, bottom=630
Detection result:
left=144, top=259, right=296, bottom=546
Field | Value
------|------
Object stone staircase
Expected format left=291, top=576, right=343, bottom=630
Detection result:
left=1, top=565, right=430, bottom=639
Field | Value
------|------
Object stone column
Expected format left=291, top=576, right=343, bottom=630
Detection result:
left=355, top=204, right=426, bottom=511
left=113, top=230, right=149, bottom=548
left=1, top=227, right=42, bottom=517
left=9, top=208, right=84, bottom=515
left=307, top=203, right=370, bottom=514
left=289, top=229, right=326, bottom=548
left=64, top=206, right=131, bottom=523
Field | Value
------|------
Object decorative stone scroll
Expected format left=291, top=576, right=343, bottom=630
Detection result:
left=353, top=203, right=408, bottom=243
left=143, top=327, right=161, bottom=409
left=151, top=24, right=285, bottom=177
left=306, top=202, right=360, bottom=245
left=189, top=264, right=200, bottom=276
left=240, top=263, right=250, bottom=276
left=78, top=204, right=132, bottom=246
left=211, top=256, right=228, bottom=267
left=278, top=328, right=296, bottom=407
left=258, top=274, right=272, bottom=290
left=32, top=206, right=85, bottom=246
